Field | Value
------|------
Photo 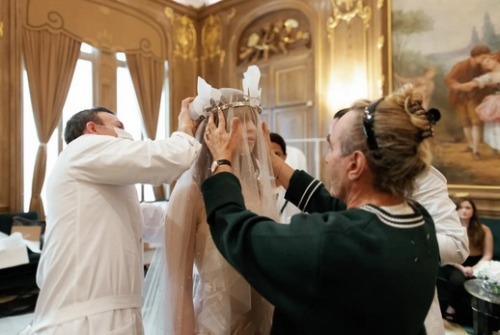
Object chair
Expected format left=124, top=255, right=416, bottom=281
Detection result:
left=0, top=212, right=42, bottom=316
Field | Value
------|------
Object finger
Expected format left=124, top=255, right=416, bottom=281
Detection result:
left=182, top=97, right=194, bottom=107
left=181, top=97, right=194, bottom=112
left=207, top=111, right=215, bottom=131
left=216, top=108, right=226, bottom=130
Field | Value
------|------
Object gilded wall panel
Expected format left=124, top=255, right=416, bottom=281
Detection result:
left=198, top=9, right=236, bottom=86
left=275, top=65, right=309, bottom=106
left=163, top=8, right=198, bottom=132
left=327, top=0, right=371, bottom=31
left=201, top=15, right=224, bottom=62
left=164, top=9, right=196, bottom=61
left=0, top=0, right=22, bottom=212
left=326, top=0, right=385, bottom=111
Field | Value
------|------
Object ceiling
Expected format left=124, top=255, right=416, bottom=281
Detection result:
left=171, top=0, right=222, bottom=8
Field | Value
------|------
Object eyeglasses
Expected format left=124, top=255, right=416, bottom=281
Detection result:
left=363, top=98, right=384, bottom=159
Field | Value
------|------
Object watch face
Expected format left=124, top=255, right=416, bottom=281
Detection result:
left=210, top=160, right=218, bottom=173
left=210, top=159, right=231, bottom=173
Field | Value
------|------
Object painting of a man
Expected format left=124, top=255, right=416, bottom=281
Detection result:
left=444, top=45, right=492, bottom=160
left=391, top=0, right=500, bottom=186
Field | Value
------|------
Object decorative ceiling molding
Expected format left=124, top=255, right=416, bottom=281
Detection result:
left=25, top=0, right=167, bottom=60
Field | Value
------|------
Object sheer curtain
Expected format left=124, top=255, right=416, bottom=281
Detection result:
left=23, top=29, right=81, bottom=218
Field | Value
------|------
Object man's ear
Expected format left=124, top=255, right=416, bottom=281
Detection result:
left=347, top=150, right=366, bottom=181
left=84, top=121, right=99, bottom=135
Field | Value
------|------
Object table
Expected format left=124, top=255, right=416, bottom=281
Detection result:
left=464, top=279, right=500, bottom=335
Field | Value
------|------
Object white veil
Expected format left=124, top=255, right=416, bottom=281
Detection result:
left=143, top=237, right=167, bottom=335
left=143, top=67, right=279, bottom=335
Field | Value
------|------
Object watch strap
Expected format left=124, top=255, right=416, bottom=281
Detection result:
left=212, top=159, right=232, bottom=173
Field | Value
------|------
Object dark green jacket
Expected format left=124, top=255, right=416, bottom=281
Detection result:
left=201, top=170, right=439, bottom=335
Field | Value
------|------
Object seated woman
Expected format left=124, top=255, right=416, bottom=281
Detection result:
left=439, top=197, right=493, bottom=324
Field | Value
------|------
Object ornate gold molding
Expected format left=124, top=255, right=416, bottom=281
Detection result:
left=201, top=15, right=225, bottom=63
left=164, top=7, right=174, bottom=21
left=239, top=17, right=311, bottom=64
left=327, top=0, right=371, bottom=32
left=227, top=8, right=236, bottom=22
left=378, top=34, right=385, bottom=95
left=97, top=29, right=113, bottom=50
left=0, top=21, right=4, bottom=39
left=164, top=8, right=196, bottom=61
left=377, top=35, right=384, bottom=49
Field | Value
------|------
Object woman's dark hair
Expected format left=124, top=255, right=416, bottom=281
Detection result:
left=456, top=197, right=485, bottom=249
left=64, top=107, right=114, bottom=144
left=270, top=132, right=287, bottom=155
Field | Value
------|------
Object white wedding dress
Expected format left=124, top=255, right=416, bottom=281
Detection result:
left=143, top=88, right=279, bottom=335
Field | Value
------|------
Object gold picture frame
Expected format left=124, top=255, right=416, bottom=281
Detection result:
left=386, top=0, right=500, bottom=206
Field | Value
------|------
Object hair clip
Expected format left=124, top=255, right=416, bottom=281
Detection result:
left=363, top=98, right=384, bottom=159
left=420, top=108, right=441, bottom=140
left=425, top=108, right=441, bottom=125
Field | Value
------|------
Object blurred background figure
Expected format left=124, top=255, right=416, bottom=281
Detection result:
left=438, top=197, right=493, bottom=326
left=270, top=132, right=301, bottom=223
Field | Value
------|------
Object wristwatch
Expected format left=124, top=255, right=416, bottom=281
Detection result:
left=210, top=159, right=232, bottom=173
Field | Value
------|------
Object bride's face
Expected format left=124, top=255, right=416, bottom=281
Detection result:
left=233, top=107, right=258, bottom=153
left=242, top=118, right=257, bottom=152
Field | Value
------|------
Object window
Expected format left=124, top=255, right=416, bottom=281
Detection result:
left=23, top=44, right=169, bottom=210
left=23, top=45, right=93, bottom=210
left=116, top=53, right=170, bottom=201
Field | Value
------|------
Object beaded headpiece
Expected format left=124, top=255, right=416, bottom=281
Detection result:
left=189, top=65, right=262, bottom=122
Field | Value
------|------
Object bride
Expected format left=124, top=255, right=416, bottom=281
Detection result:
left=143, top=66, right=278, bottom=335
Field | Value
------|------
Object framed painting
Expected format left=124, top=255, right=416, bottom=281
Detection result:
left=388, top=0, right=500, bottom=192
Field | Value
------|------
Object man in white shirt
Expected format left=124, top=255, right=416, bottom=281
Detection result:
left=270, top=132, right=302, bottom=223
left=412, top=167, right=469, bottom=335
left=27, top=99, right=201, bottom=335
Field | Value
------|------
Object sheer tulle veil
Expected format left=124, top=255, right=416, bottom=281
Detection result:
left=143, top=68, right=279, bottom=335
